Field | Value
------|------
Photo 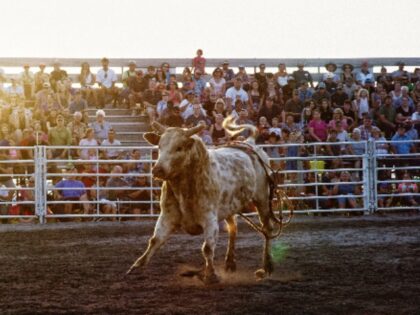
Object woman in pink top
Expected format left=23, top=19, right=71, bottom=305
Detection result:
left=328, top=108, right=349, bottom=131
left=308, top=109, right=328, bottom=142
left=192, top=49, right=206, bottom=74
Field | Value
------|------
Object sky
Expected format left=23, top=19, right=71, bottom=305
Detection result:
left=0, top=0, right=418, bottom=59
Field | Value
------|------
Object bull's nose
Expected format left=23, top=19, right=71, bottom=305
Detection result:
left=152, top=165, right=165, bottom=178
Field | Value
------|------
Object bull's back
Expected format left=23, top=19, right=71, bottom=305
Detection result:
left=209, top=147, right=258, bottom=219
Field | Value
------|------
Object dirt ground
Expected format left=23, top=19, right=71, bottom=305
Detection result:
left=0, top=214, right=420, bottom=315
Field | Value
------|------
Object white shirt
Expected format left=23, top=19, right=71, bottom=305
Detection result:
left=357, top=97, right=369, bottom=119
left=225, top=86, right=249, bottom=105
left=96, top=68, right=117, bottom=88
left=209, top=77, right=226, bottom=95
left=79, top=138, right=98, bottom=159
left=101, top=139, right=123, bottom=158
left=411, top=111, right=420, bottom=121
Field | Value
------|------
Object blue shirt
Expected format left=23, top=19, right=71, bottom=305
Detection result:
left=55, top=179, right=86, bottom=198
left=193, top=77, right=206, bottom=96
left=391, top=134, right=413, bottom=154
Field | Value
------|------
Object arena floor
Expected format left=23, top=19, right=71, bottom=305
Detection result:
left=1, top=214, right=419, bottom=314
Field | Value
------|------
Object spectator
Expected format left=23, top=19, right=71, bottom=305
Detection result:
left=185, top=104, right=207, bottom=127
left=101, top=128, right=123, bottom=159
left=20, top=64, right=34, bottom=100
left=78, top=128, right=98, bottom=160
left=322, top=62, right=340, bottom=83
left=358, top=115, right=375, bottom=140
left=68, top=90, right=88, bottom=118
left=209, top=67, right=226, bottom=97
left=342, top=77, right=357, bottom=101
left=235, top=65, right=250, bottom=89
left=411, top=67, right=420, bottom=84
left=67, top=111, right=87, bottom=146
left=274, top=63, right=288, bottom=88
left=395, top=96, right=414, bottom=125
left=5, top=78, right=24, bottom=97
left=356, top=60, right=375, bottom=86
left=211, top=98, right=227, bottom=120
left=297, top=80, right=313, bottom=102
left=209, top=114, right=227, bottom=145
left=254, top=63, right=268, bottom=94
left=258, top=96, right=281, bottom=124
left=167, top=81, right=182, bottom=106
left=331, top=83, right=348, bottom=108
left=248, top=81, right=263, bottom=114
left=391, top=124, right=415, bottom=154
left=312, top=82, right=331, bottom=105
left=370, top=127, right=389, bottom=155
left=90, top=110, right=112, bottom=143
left=79, top=62, right=97, bottom=106
left=328, top=108, right=348, bottom=131
left=284, top=89, right=304, bottom=123
left=308, top=109, right=328, bottom=142
left=221, top=60, right=235, bottom=86
left=143, top=78, right=162, bottom=122
left=54, top=165, right=90, bottom=216
left=319, top=98, right=333, bottom=122
left=376, top=66, right=393, bottom=93
left=156, top=92, right=170, bottom=118
left=390, top=82, right=403, bottom=107
left=192, top=69, right=206, bottom=97
left=144, top=66, right=157, bottom=85
left=10, top=100, right=32, bottom=139
left=96, top=57, right=119, bottom=108
left=265, top=132, right=281, bottom=170
left=49, top=60, right=68, bottom=92
left=411, top=81, right=420, bottom=104
left=121, top=60, right=137, bottom=88
left=353, top=88, right=370, bottom=120
left=48, top=114, right=72, bottom=159
left=192, top=49, right=206, bottom=74
left=332, top=171, right=360, bottom=209
left=158, top=102, right=184, bottom=127
left=160, top=63, right=171, bottom=85
left=0, top=142, right=16, bottom=221
left=293, top=62, right=313, bottom=88
left=34, top=63, right=49, bottom=93
left=197, top=121, right=213, bottom=145
left=341, top=64, right=354, bottom=82
left=127, top=175, right=152, bottom=216
left=377, top=95, right=396, bottom=138
left=411, top=102, right=420, bottom=135
left=392, top=61, right=410, bottom=85
left=397, top=173, right=418, bottom=207
left=225, top=77, right=249, bottom=109
left=127, top=70, right=147, bottom=115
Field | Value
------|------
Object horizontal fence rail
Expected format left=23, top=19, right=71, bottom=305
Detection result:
left=0, top=140, right=418, bottom=223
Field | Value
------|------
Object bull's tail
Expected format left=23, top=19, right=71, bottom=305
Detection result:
left=222, top=115, right=258, bottom=141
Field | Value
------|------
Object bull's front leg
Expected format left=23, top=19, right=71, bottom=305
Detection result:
left=201, top=213, right=219, bottom=284
left=126, top=183, right=179, bottom=275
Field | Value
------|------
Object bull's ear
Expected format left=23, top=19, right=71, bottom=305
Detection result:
left=143, top=132, right=161, bottom=146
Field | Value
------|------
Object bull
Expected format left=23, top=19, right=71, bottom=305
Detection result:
left=127, top=117, right=282, bottom=283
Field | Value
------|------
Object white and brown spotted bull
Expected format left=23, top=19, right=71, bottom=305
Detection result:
left=126, top=117, right=282, bottom=283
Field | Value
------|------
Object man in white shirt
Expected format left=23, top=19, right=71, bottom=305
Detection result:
left=96, top=57, right=119, bottom=108
left=225, top=77, right=249, bottom=109
left=356, top=61, right=375, bottom=86
left=101, top=128, right=124, bottom=159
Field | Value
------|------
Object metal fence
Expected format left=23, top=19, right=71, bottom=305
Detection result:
left=0, top=141, right=418, bottom=223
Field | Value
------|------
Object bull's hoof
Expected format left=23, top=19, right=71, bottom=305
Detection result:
left=203, top=273, right=220, bottom=285
left=255, top=268, right=268, bottom=280
left=224, top=259, right=237, bottom=272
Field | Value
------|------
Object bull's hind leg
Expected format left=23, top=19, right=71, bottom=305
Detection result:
left=224, top=215, right=237, bottom=272
left=126, top=212, right=177, bottom=275
left=254, top=200, right=274, bottom=280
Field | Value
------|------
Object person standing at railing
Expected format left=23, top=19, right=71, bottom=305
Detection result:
left=49, top=60, right=68, bottom=93
left=34, top=63, right=49, bottom=93
left=20, top=64, right=34, bottom=100
left=292, top=63, right=313, bottom=89
left=192, top=49, right=206, bottom=75
left=332, top=171, right=361, bottom=210
left=96, top=57, right=119, bottom=108
left=397, top=173, right=419, bottom=207
left=391, top=124, right=416, bottom=155
left=274, top=63, right=288, bottom=88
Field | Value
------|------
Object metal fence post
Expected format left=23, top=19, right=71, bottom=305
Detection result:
left=368, top=139, right=377, bottom=213
left=34, top=146, right=46, bottom=224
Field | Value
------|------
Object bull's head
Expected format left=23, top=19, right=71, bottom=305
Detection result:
left=143, top=121, right=206, bottom=180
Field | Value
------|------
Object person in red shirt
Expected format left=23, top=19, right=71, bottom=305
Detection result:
left=192, top=49, right=206, bottom=74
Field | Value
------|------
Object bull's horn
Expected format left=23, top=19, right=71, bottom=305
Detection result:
left=152, top=121, right=167, bottom=134
left=185, top=123, right=205, bottom=137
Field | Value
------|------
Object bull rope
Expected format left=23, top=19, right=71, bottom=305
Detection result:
left=218, top=141, right=294, bottom=239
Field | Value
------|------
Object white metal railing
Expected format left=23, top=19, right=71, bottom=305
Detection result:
left=0, top=141, right=418, bottom=223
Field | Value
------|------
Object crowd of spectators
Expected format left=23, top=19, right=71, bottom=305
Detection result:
left=0, top=51, right=419, bottom=221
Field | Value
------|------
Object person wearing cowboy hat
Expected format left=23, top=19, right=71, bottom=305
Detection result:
left=322, top=62, right=340, bottom=83
left=34, top=62, right=50, bottom=93
left=292, top=62, right=313, bottom=88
